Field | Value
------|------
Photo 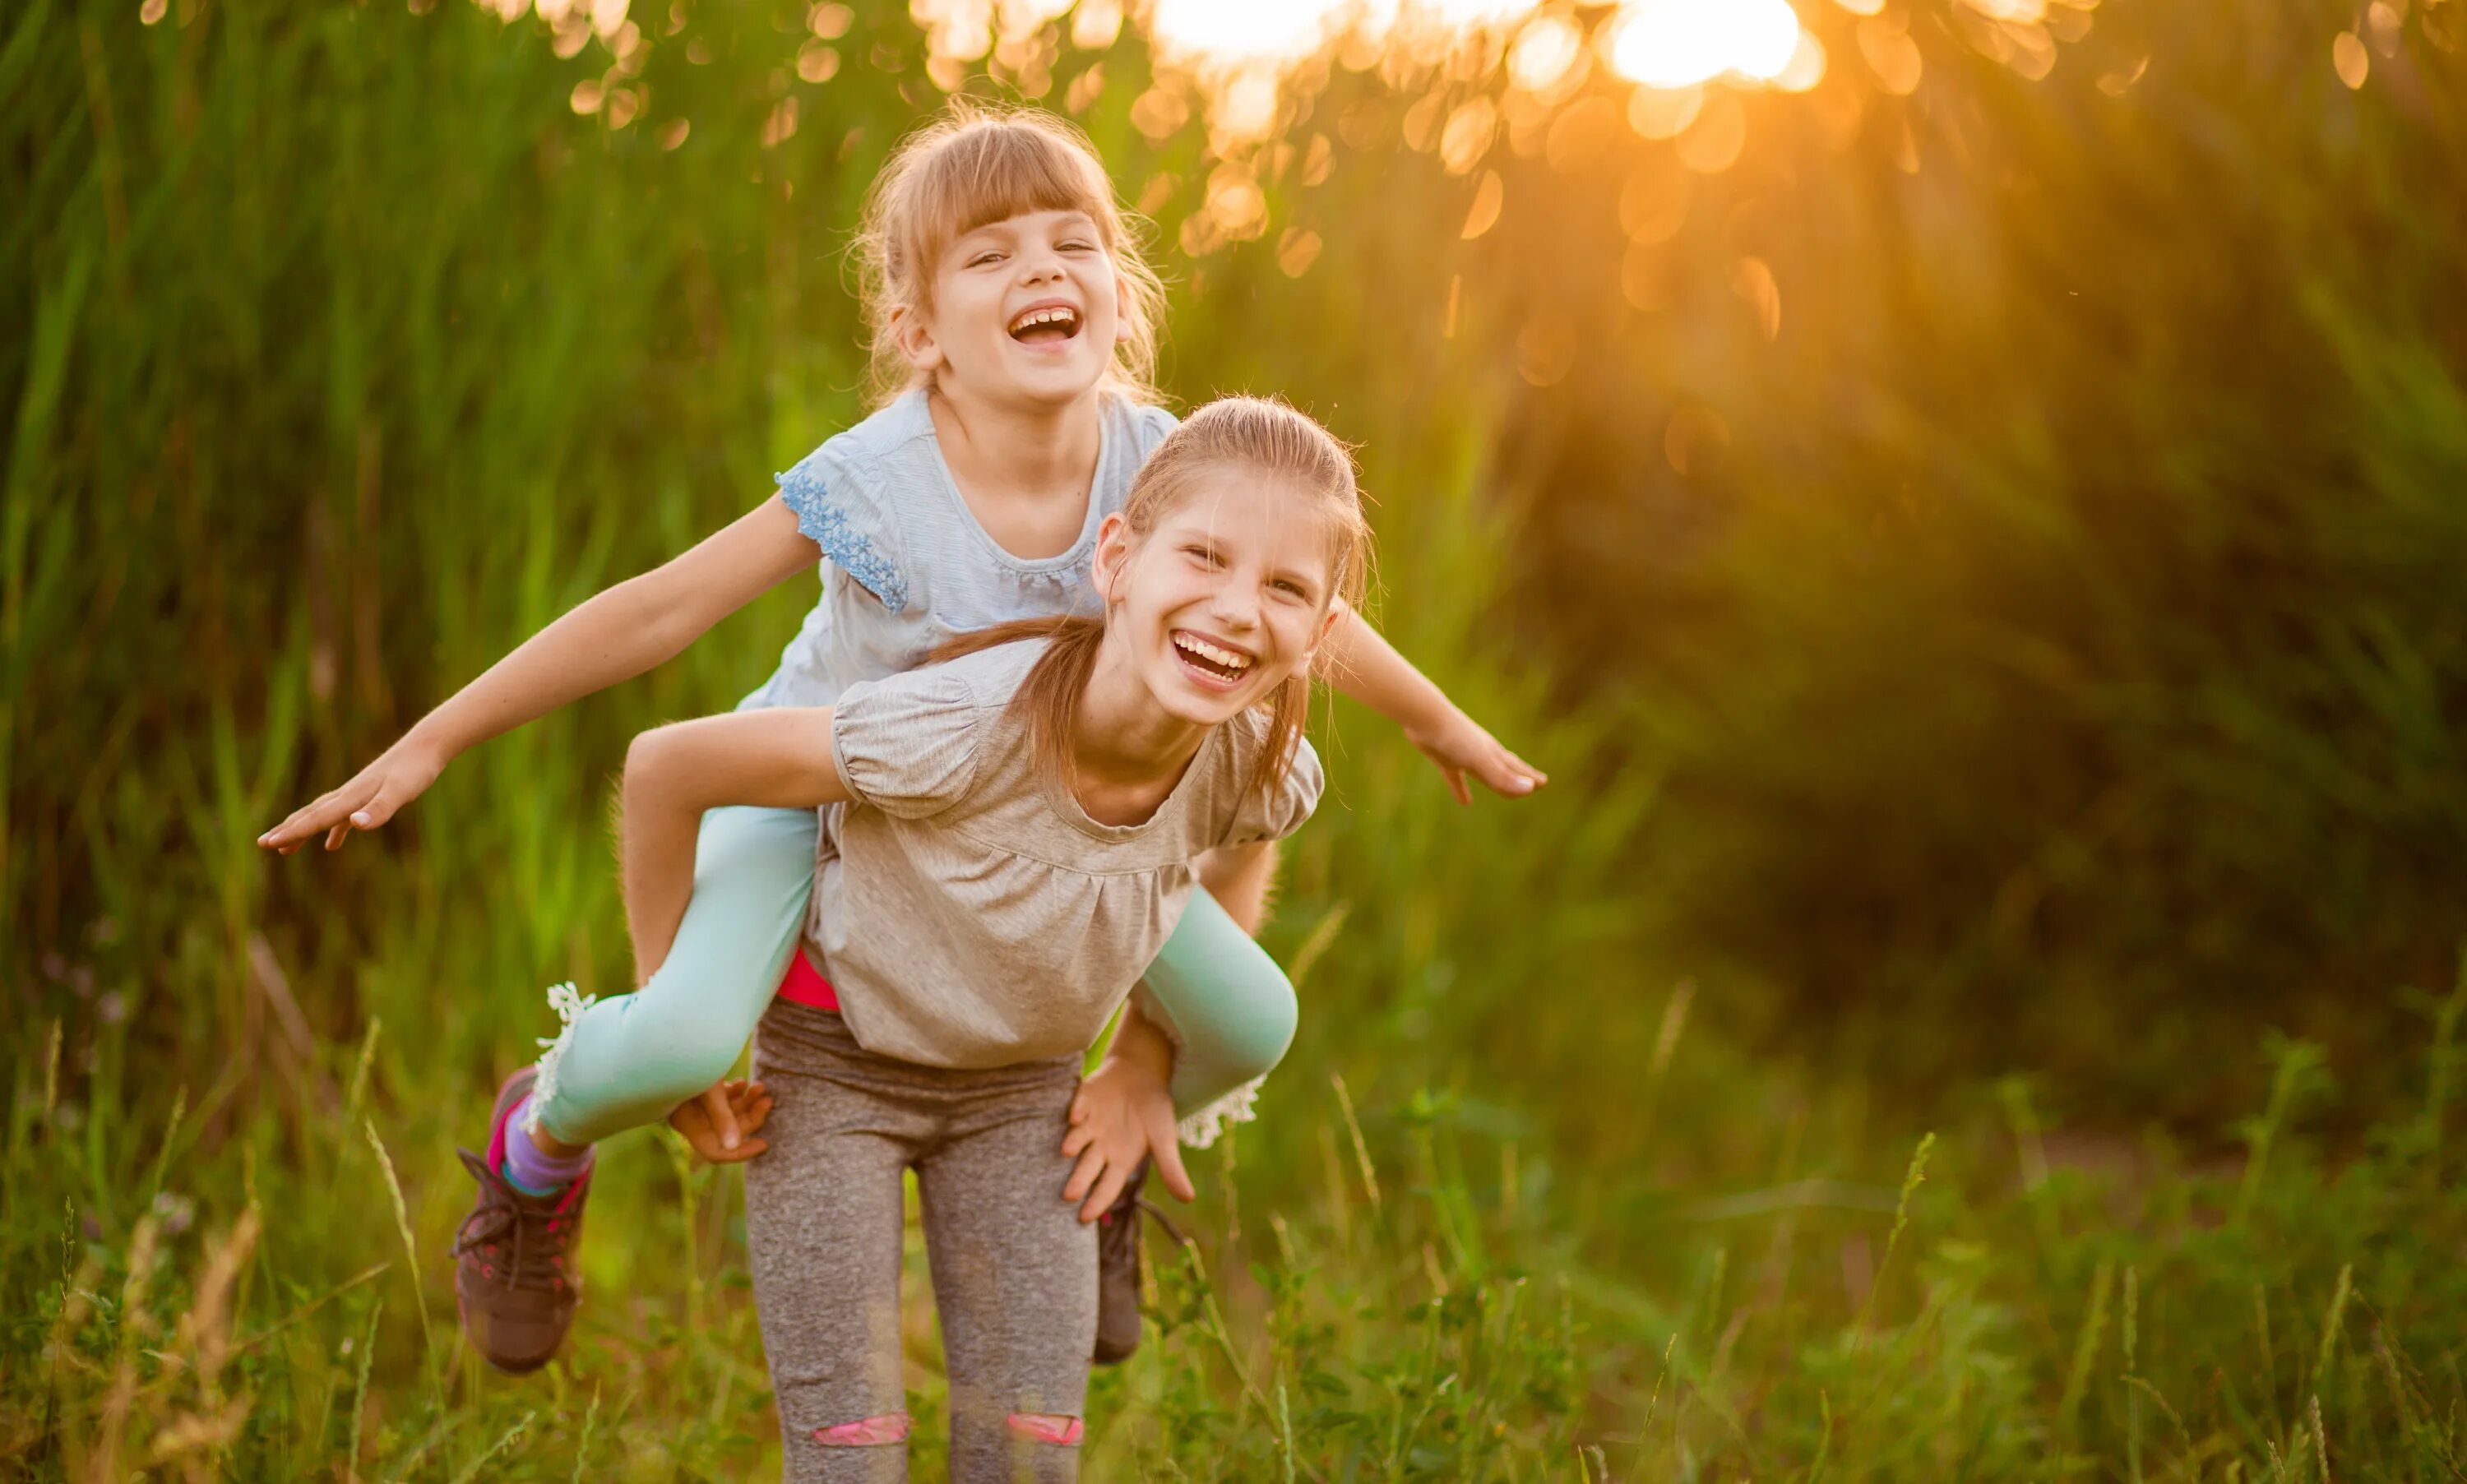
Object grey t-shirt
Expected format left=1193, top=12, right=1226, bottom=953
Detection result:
left=810, top=639, right=1323, bottom=1070
left=741, top=388, right=1181, bottom=711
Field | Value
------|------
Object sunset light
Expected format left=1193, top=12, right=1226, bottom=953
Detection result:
left=1145, top=0, right=1348, bottom=69
left=1604, top=0, right=1803, bottom=88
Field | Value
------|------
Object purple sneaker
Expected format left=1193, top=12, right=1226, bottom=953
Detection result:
left=451, top=1067, right=588, bottom=1374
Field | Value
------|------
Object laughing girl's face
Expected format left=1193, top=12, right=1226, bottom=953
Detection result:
left=903, top=208, right=1127, bottom=410
left=1095, top=471, right=1345, bottom=731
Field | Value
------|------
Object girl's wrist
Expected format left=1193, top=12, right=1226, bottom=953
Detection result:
left=396, top=717, right=461, bottom=768
left=1104, top=1017, right=1176, bottom=1079
left=1400, top=698, right=1466, bottom=746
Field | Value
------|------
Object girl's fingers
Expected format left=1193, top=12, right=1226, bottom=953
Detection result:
left=1491, top=747, right=1547, bottom=790
left=323, top=823, right=350, bottom=851
left=356, top=786, right=403, bottom=829
left=1081, top=1162, right=1128, bottom=1223
left=280, top=793, right=352, bottom=848
left=262, top=797, right=326, bottom=846
left=1060, top=1123, right=1095, bottom=1159
left=1063, top=1144, right=1109, bottom=1206
left=709, top=1136, right=768, bottom=1164
left=1446, top=766, right=1472, bottom=807
left=1148, top=1115, right=1196, bottom=1202
left=702, top=1084, right=742, bottom=1151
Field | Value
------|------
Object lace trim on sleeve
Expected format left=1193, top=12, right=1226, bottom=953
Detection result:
left=521, top=981, right=599, bottom=1137
left=1176, top=1079, right=1262, bottom=1149
left=778, top=460, right=909, bottom=614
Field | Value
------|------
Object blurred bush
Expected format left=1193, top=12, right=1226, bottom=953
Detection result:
left=1465, top=3, right=2467, bottom=1110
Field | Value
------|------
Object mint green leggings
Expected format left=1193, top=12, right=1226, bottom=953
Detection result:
left=530, top=806, right=1296, bottom=1148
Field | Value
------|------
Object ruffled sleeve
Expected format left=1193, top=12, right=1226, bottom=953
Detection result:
left=1130, top=402, right=1180, bottom=461
left=778, top=443, right=910, bottom=615
left=1219, top=725, right=1324, bottom=848
left=830, top=665, right=986, bottom=821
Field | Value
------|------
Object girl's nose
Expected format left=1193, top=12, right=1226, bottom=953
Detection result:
left=1208, top=584, right=1262, bottom=634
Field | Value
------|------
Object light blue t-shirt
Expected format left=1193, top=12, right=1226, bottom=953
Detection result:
left=742, top=387, right=1180, bottom=711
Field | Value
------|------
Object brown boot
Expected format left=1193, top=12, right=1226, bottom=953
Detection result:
left=452, top=1067, right=588, bottom=1375
left=1092, top=1164, right=1183, bottom=1366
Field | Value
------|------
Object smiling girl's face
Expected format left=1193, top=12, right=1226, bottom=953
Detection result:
left=898, top=208, right=1129, bottom=411
left=1095, top=469, right=1345, bottom=730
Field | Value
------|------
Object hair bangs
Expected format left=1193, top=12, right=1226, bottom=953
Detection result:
left=912, top=126, right=1115, bottom=266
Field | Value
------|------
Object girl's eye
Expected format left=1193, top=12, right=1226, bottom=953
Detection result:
left=969, top=252, right=1003, bottom=267
left=1060, top=240, right=1097, bottom=252
left=1272, top=580, right=1311, bottom=600
left=1183, top=544, right=1221, bottom=567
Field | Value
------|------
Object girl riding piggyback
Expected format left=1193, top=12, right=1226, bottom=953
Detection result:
left=258, top=102, right=1544, bottom=1374
left=627, top=395, right=1371, bottom=1480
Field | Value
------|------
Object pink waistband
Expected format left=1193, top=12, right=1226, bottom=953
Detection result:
left=777, top=946, right=841, bottom=1012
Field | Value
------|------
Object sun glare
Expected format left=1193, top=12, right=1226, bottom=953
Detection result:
left=1146, top=0, right=1347, bottom=67
left=1604, top=0, right=1804, bottom=89
left=1146, top=0, right=1809, bottom=92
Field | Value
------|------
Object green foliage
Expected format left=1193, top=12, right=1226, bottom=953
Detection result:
left=7, top=0, right=2467, bottom=1477
left=1461, top=3, right=2467, bottom=1105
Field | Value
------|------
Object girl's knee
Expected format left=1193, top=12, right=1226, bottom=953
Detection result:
left=1007, top=1413, right=1083, bottom=1446
left=1201, top=969, right=1298, bottom=1084
left=814, top=1413, right=910, bottom=1447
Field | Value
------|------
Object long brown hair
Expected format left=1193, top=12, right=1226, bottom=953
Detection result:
left=851, top=100, right=1166, bottom=409
left=931, top=396, right=1372, bottom=807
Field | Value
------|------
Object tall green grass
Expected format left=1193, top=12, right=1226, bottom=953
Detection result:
left=8, top=0, right=2467, bottom=1477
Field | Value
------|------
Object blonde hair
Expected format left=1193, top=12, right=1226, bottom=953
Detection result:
left=935, top=396, right=1372, bottom=806
left=852, top=100, right=1166, bottom=409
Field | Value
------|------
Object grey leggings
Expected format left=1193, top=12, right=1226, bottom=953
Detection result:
left=745, top=999, right=1095, bottom=1484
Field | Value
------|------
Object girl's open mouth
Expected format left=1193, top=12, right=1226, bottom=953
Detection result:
left=1007, top=304, right=1081, bottom=345
left=1171, top=630, right=1255, bottom=688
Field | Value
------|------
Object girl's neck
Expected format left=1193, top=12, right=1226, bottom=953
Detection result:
left=1067, top=637, right=1206, bottom=827
left=928, top=382, right=1104, bottom=560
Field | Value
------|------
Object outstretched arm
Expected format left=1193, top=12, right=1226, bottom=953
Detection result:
left=260, top=497, right=817, bottom=853
left=621, top=706, right=849, bottom=974
left=1317, top=605, right=1546, bottom=804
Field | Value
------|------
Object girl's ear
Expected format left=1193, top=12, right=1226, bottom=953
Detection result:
left=1298, top=598, right=1346, bottom=670
left=889, top=302, right=943, bottom=375
left=1092, top=511, right=1134, bottom=601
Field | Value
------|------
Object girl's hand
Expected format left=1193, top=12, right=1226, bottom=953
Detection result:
left=258, top=736, right=448, bottom=854
left=1061, top=1057, right=1194, bottom=1223
left=667, top=1078, right=774, bottom=1164
left=1404, top=708, right=1548, bottom=805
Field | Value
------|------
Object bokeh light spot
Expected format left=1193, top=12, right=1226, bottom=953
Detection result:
left=1675, top=92, right=1747, bottom=173
left=1628, top=84, right=1705, bottom=141
left=1606, top=0, right=1803, bottom=89
left=2332, top=31, right=2369, bottom=89
left=1461, top=169, right=1505, bottom=238
left=1509, top=15, right=1585, bottom=95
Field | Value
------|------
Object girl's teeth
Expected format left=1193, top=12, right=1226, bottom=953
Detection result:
left=1177, top=635, right=1250, bottom=670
